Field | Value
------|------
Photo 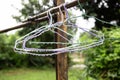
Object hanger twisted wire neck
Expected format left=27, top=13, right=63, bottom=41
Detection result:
left=58, top=4, right=64, bottom=23
left=63, top=3, right=69, bottom=19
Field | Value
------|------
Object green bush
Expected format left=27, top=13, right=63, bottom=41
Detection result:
left=0, top=34, right=28, bottom=68
left=0, top=33, right=56, bottom=69
left=84, top=28, right=120, bottom=79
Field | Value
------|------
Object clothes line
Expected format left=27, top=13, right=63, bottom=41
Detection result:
left=23, top=0, right=84, bottom=22
left=0, top=15, right=55, bottom=33
left=0, top=0, right=85, bottom=33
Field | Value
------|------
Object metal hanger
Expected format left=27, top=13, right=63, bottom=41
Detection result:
left=14, top=5, right=76, bottom=56
left=14, top=3, right=104, bottom=56
left=62, top=3, right=104, bottom=52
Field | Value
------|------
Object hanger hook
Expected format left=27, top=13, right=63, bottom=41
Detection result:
left=63, top=3, right=69, bottom=19
left=58, top=4, right=64, bottom=22
left=47, top=9, right=53, bottom=27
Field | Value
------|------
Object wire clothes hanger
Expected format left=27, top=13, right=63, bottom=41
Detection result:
left=14, top=5, right=76, bottom=56
left=59, top=3, right=104, bottom=51
left=14, top=3, right=104, bottom=56
left=30, top=3, right=104, bottom=53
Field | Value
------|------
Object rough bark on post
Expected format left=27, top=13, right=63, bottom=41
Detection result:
left=54, top=0, right=68, bottom=80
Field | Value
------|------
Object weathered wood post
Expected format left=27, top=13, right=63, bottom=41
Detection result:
left=54, top=0, right=68, bottom=80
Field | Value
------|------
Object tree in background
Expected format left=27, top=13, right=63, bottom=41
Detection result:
left=80, top=0, right=120, bottom=79
left=81, top=0, right=120, bottom=29
left=13, top=0, right=53, bottom=35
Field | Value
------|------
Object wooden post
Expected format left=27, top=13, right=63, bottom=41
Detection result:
left=54, top=0, right=68, bottom=80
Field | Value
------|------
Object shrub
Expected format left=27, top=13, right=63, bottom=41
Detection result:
left=84, top=28, right=120, bottom=79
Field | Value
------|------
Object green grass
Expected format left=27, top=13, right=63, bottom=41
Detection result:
left=0, top=68, right=93, bottom=80
left=0, top=68, right=55, bottom=80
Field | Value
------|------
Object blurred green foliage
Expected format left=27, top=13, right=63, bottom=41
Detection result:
left=0, top=0, right=55, bottom=69
left=0, top=33, right=56, bottom=69
left=84, top=28, right=120, bottom=79
left=0, top=33, right=28, bottom=69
